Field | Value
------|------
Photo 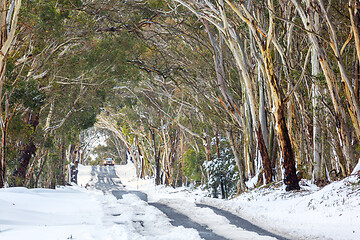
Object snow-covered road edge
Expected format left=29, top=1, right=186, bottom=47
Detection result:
left=115, top=163, right=360, bottom=240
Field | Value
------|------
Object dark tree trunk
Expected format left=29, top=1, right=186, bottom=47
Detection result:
left=155, top=148, right=161, bottom=185
left=60, top=139, right=66, bottom=185
left=14, top=142, right=37, bottom=186
left=220, top=175, right=226, bottom=199
left=35, top=153, right=48, bottom=188
left=70, top=164, right=78, bottom=184
left=139, top=145, right=145, bottom=179
left=13, top=112, right=39, bottom=186
left=257, top=125, right=272, bottom=184
left=215, top=130, right=221, bottom=159
left=263, top=46, right=299, bottom=191
left=277, top=107, right=300, bottom=191
left=0, top=129, right=6, bottom=188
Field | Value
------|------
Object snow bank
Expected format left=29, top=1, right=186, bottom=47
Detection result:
left=200, top=178, right=360, bottom=240
left=0, top=186, right=103, bottom=240
left=0, top=166, right=202, bottom=240
left=78, top=163, right=93, bottom=187
left=115, top=163, right=206, bottom=202
left=115, top=162, right=153, bottom=190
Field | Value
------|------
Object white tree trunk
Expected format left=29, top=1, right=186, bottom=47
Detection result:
left=311, top=5, right=323, bottom=184
left=259, top=67, right=269, bottom=152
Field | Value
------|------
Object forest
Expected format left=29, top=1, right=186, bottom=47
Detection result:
left=0, top=0, right=360, bottom=198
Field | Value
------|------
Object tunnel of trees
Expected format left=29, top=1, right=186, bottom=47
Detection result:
left=1, top=0, right=360, bottom=197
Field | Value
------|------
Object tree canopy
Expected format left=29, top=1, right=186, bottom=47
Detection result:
left=1, top=0, right=360, bottom=196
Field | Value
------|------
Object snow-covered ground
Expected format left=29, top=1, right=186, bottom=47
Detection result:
left=201, top=177, right=360, bottom=240
left=0, top=186, right=104, bottom=239
left=115, top=163, right=360, bottom=240
left=0, top=163, right=359, bottom=240
left=0, top=165, right=201, bottom=240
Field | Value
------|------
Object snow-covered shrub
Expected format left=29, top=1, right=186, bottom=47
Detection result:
left=204, top=147, right=239, bottom=199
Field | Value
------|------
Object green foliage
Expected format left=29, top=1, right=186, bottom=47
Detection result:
left=8, top=114, right=26, bottom=138
left=11, top=80, right=45, bottom=111
left=121, top=125, right=135, bottom=145
left=69, top=111, right=97, bottom=131
left=58, top=0, right=83, bottom=8
left=5, top=56, right=16, bottom=78
left=148, top=0, right=165, bottom=9
left=44, top=135, right=55, bottom=149
left=22, top=0, right=82, bottom=40
left=182, top=149, right=205, bottom=182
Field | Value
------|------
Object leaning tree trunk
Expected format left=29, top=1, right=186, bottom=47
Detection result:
left=262, top=0, right=299, bottom=190
left=203, top=17, right=272, bottom=184
left=265, top=57, right=300, bottom=191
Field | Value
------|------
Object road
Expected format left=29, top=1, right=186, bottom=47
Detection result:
left=92, top=165, right=288, bottom=240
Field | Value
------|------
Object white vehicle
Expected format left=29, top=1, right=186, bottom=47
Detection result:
left=103, top=157, right=115, bottom=166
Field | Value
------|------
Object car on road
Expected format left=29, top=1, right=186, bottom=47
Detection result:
left=103, top=158, right=115, bottom=166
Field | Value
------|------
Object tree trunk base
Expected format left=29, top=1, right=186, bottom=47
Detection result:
left=285, top=181, right=300, bottom=191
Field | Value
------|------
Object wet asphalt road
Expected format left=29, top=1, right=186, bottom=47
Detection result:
left=150, top=202, right=227, bottom=240
left=92, top=165, right=146, bottom=199
left=92, top=165, right=122, bottom=192
left=196, top=204, right=288, bottom=240
left=92, top=166, right=288, bottom=240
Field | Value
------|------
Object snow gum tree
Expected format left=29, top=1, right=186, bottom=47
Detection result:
left=2, top=0, right=360, bottom=194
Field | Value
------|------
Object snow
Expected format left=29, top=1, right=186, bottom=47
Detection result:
left=99, top=193, right=201, bottom=240
left=0, top=186, right=103, bottom=240
left=245, top=171, right=260, bottom=189
left=0, top=165, right=201, bottom=240
left=198, top=178, right=360, bottom=240
left=1, top=162, right=359, bottom=240
left=156, top=199, right=276, bottom=240
left=352, top=159, right=360, bottom=174
left=116, top=163, right=360, bottom=240
left=78, top=164, right=96, bottom=187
